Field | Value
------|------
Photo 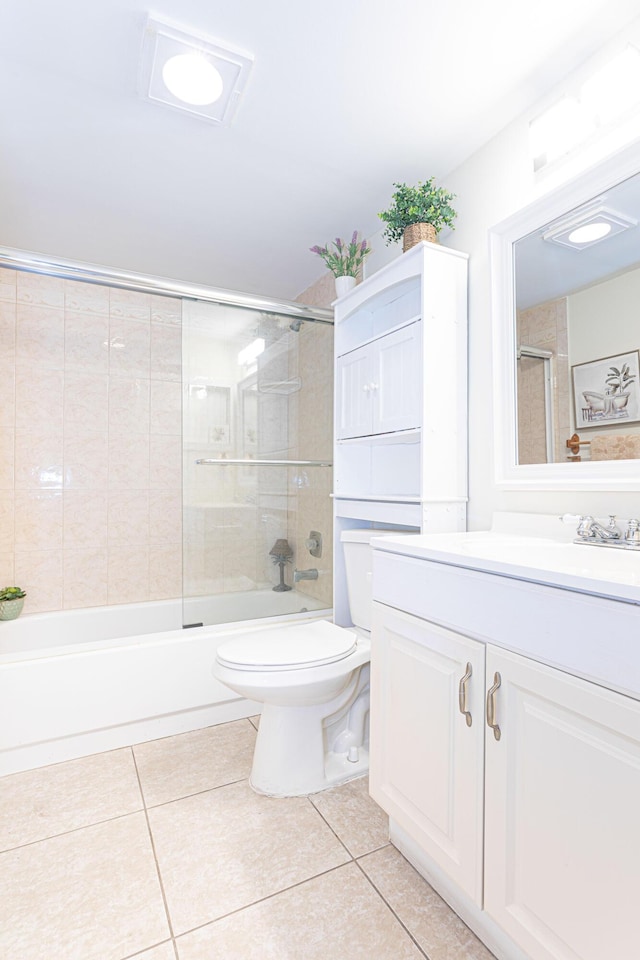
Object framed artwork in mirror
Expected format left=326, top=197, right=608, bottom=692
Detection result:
left=572, top=350, right=640, bottom=429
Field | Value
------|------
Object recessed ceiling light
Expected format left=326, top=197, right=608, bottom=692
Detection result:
left=567, top=222, right=612, bottom=244
left=162, top=53, right=224, bottom=106
left=543, top=203, right=637, bottom=250
left=140, top=16, right=254, bottom=125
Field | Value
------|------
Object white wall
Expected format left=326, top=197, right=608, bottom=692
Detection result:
left=362, top=18, right=640, bottom=529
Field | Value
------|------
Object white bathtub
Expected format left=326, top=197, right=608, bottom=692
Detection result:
left=0, top=592, right=330, bottom=777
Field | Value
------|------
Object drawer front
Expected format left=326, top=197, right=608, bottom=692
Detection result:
left=372, top=548, right=640, bottom=702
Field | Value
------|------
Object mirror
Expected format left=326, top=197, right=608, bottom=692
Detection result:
left=491, top=142, right=640, bottom=489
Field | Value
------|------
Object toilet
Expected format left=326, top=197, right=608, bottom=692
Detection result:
left=213, top=528, right=399, bottom=796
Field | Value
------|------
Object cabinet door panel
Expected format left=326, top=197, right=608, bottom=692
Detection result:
left=373, top=323, right=422, bottom=434
left=370, top=603, right=485, bottom=904
left=335, top=345, right=372, bottom=439
left=485, top=646, right=640, bottom=960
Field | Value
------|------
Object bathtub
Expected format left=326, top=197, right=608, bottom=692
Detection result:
left=0, top=591, right=330, bottom=777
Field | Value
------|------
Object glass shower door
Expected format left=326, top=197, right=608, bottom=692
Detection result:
left=182, top=299, right=333, bottom=627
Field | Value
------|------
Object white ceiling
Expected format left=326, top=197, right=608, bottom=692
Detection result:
left=1, top=0, right=639, bottom=300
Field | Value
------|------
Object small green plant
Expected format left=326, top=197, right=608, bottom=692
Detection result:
left=378, top=179, right=457, bottom=245
left=310, top=231, right=371, bottom=277
left=0, top=586, right=26, bottom=601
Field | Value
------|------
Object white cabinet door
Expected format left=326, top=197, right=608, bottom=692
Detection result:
left=373, top=322, right=422, bottom=434
left=336, top=322, right=422, bottom=439
left=370, top=602, right=485, bottom=904
left=484, top=645, right=640, bottom=960
left=335, top=344, right=372, bottom=439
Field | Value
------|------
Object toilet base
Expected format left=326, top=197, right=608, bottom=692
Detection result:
left=248, top=666, right=370, bottom=797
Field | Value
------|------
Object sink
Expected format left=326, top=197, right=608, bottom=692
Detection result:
left=372, top=516, right=640, bottom=605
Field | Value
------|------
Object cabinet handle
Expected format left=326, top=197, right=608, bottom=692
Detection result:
left=458, top=662, right=473, bottom=726
left=363, top=384, right=371, bottom=393
left=370, top=381, right=379, bottom=391
left=486, top=671, right=502, bottom=741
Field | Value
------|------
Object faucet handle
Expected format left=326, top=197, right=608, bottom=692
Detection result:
left=607, top=515, right=622, bottom=537
left=625, top=519, right=640, bottom=543
left=559, top=513, right=582, bottom=524
left=576, top=515, right=595, bottom=538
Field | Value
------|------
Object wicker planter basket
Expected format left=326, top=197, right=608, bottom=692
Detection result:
left=403, top=222, right=438, bottom=252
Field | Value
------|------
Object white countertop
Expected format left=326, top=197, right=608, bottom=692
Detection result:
left=372, top=513, right=640, bottom=605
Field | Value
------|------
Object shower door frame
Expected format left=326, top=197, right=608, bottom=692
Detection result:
left=517, top=344, right=555, bottom=464
left=0, top=244, right=335, bottom=625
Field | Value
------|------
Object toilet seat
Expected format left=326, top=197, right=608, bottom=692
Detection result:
left=216, top=620, right=357, bottom=671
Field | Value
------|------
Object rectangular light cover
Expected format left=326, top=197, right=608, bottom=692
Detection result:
left=140, top=16, right=254, bottom=125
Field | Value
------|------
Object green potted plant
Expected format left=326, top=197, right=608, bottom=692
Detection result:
left=310, top=231, right=371, bottom=297
left=378, top=179, right=457, bottom=252
left=0, top=586, right=26, bottom=621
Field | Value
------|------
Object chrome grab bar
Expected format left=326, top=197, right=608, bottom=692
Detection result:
left=196, top=458, right=332, bottom=467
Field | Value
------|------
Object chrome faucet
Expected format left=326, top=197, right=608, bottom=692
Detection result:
left=293, top=568, right=319, bottom=582
left=570, top=514, right=640, bottom=550
left=576, top=515, right=622, bottom=542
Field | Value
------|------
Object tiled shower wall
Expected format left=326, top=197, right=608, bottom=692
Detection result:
left=0, top=268, right=182, bottom=613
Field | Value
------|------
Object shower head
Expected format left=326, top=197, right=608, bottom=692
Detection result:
left=289, top=319, right=303, bottom=333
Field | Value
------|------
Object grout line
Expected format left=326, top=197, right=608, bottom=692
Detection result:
left=139, top=773, right=252, bottom=811
left=0, top=805, right=146, bottom=855
left=172, top=859, right=352, bottom=943
left=131, top=746, right=177, bottom=943
left=354, top=855, right=431, bottom=960
left=305, top=793, right=355, bottom=861
left=120, top=938, right=176, bottom=960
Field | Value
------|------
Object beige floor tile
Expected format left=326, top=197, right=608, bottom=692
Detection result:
left=148, top=779, right=350, bottom=935
left=310, top=775, right=389, bottom=858
left=360, top=845, right=496, bottom=960
left=133, top=720, right=256, bottom=806
left=131, top=943, right=177, bottom=960
left=175, top=861, right=424, bottom=960
left=0, top=812, right=170, bottom=960
left=0, top=748, right=142, bottom=851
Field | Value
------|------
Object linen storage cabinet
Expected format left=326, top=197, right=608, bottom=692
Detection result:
left=332, top=241, right=469, bottom=626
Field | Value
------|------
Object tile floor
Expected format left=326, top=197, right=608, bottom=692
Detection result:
left=0, top=718, right=496, bottom=960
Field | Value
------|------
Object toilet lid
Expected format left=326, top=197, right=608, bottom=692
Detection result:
left=216, top=620, right=357, bottom=671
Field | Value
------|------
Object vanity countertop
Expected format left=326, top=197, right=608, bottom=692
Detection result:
left=372, top=513, right=640, bottom=606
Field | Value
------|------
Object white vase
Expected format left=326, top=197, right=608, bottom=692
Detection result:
left=334, top=275, right=357, bottom=298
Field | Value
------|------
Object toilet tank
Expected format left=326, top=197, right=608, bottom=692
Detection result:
left=340, top=529, right=407, bottom=632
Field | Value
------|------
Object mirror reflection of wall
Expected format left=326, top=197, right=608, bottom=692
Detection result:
left=514, top=168, right=640, bottom=464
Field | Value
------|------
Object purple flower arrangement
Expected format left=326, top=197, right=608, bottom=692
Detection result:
left=310, top=231, right=371, bottom=278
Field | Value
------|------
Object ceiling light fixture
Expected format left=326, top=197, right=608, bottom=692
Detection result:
left=140, top=16, right=254, bottom=125
left=530, top=44, right=640, bottom=172
left=580, top=46, right=640, bottom=126
left=566, top=222, right=612, bottom=245
left=162, top=53, right=224, bottom=106
left=543, top=203, right=637, bottom=250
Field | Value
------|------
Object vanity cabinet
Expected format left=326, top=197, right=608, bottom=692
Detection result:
left=371, top=579, right=640, bottom=960
left=370, top=603, right=485, bottom=903
left=484, top=645, right=640, bottom=960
